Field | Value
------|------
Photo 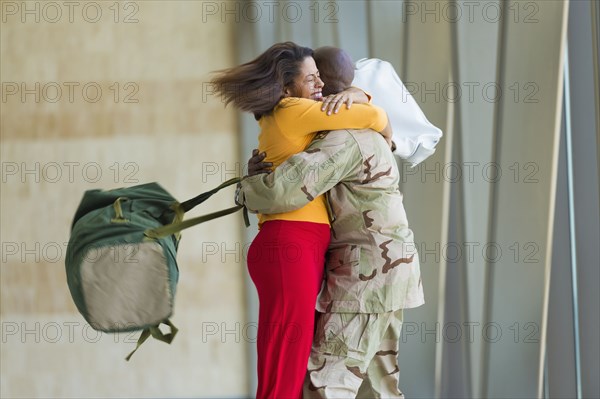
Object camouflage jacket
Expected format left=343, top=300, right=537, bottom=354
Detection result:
left=236, top=129, right=425, bottom=313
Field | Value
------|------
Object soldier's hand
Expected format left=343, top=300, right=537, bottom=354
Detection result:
left=247, top=149, right=273, bottom=176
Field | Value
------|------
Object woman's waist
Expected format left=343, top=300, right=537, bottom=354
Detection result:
left=258, top=195, right=330, bottom=226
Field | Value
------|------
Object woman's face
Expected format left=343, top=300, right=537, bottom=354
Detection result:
left=285, top=56, right=324, bottom=101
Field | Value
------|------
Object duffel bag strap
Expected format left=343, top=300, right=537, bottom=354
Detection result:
left=125, top=319, right=178, bottom=361
left=111, top=197, right=130, bottom=223
left=180, top=177, right=241, bottom=212
left=144, top=205, right=246, bottom=239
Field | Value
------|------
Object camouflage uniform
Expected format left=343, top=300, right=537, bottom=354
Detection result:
left=237, top=129, right=424, bottom=398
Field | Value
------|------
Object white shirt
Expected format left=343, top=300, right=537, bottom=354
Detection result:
left=353, top=58, right=443, bottom=166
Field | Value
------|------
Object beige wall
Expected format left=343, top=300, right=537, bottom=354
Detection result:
left=1, top=1, right=248, bottom=397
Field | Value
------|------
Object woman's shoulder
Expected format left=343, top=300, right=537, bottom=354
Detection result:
left=276, top=97, right=317, bottom=110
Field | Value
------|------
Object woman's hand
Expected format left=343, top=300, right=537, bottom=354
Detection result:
left=321, top=87, right=370, bottom=115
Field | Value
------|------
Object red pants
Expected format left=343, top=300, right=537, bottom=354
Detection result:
left=247, top=220, right=330, bottom=399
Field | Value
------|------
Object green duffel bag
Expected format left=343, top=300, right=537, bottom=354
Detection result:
left=65, top=178, right=247, bottom=360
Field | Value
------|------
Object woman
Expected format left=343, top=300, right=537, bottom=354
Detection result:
left=211, top=42, right=390, bottom=398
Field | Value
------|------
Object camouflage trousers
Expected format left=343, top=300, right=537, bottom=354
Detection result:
left=303, top=309, right=404, bottom=398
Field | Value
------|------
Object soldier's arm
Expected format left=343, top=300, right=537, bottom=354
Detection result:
left=236, top=132, right=359, bottom=214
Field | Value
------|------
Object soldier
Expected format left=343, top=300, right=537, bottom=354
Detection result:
left=236, top=47, right=425, bottom=398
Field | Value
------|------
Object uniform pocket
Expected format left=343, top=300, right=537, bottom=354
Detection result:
left=324, top=246, right=362, bottom=310
left=313, top=312, right=369, bottom=362
left=326, top=245, right=361, bottom=271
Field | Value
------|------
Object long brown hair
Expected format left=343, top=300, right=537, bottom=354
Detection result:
left=211, top=42, right=313, bottom=120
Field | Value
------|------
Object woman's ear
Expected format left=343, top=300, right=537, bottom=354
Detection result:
left=283, top=82, right=298, bottom=98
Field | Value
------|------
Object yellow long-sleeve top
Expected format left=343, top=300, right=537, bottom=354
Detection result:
left=257, top=97, right=388, bottom=226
